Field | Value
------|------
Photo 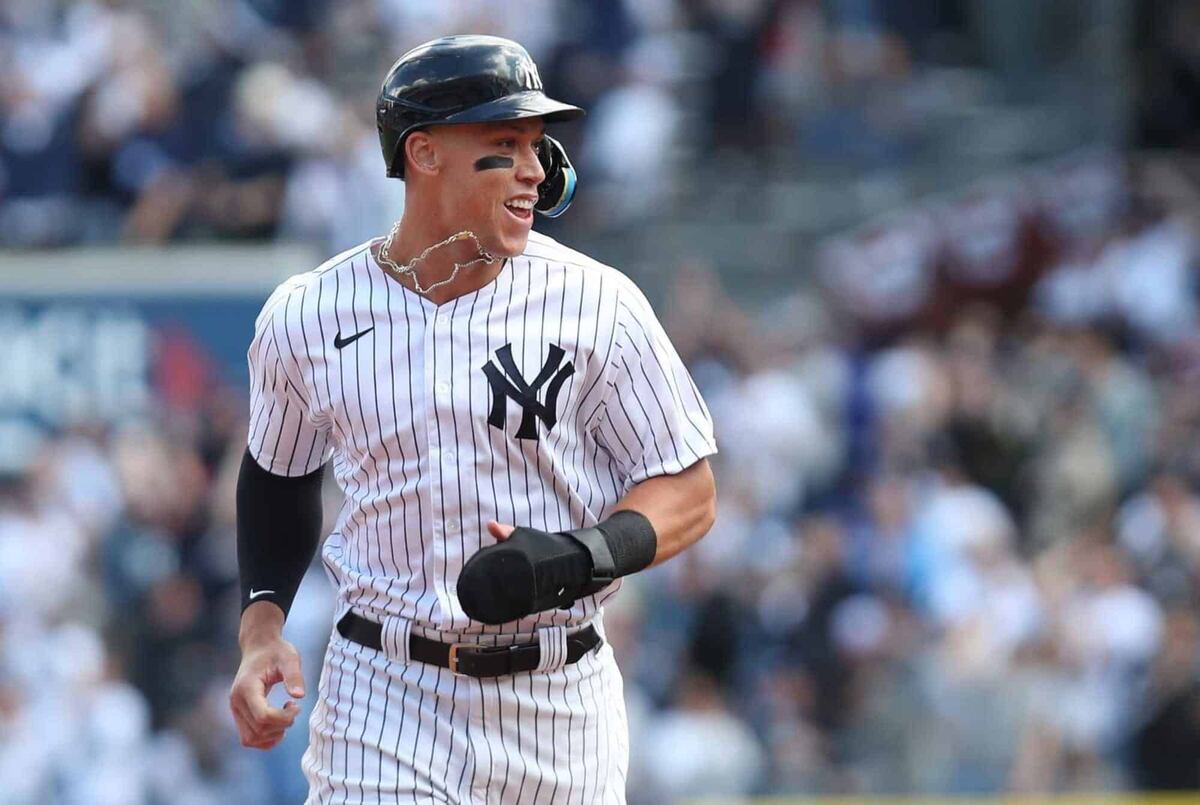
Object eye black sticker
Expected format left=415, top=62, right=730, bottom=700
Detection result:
left=474, top=155, right=514, bottom=171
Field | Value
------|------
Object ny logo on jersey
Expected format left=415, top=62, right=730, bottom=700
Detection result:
left=482, top=343, right=575, bottom=440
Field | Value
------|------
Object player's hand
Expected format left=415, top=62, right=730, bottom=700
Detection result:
left=230, top=623, right=305, bottom=750
left=459, top=523, right=592, bottom=623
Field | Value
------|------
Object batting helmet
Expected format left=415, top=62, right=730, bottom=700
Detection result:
left=376, top=35, right=584, bottom=216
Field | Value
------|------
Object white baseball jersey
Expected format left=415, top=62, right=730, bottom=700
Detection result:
left=246, top=230, right=717, bottom=803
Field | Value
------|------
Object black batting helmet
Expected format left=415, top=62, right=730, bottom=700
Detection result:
left=376, top=35, right=585, bottom=180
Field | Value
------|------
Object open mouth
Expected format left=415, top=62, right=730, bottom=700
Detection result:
left=504, top=197, right=534, bottom=222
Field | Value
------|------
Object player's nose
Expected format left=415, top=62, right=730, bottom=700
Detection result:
left=515, top=142, right=545, bottom=186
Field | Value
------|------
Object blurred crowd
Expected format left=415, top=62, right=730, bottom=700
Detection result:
left=0, top=0, right=783, bottom=248
left=3, top=149, right=1200, bottom=802
left=8, top=0, right=1197, bottom=250
left=616, top=152, right=1200, bottom=799
left=5, top=0, right=1200, bottom=803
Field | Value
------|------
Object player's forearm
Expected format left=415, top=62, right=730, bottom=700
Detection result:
left=236, top=448, right=326, bottom=618
left=614, top=457, right=717, bottom=567
left=458, top=458, right=716, bottom=623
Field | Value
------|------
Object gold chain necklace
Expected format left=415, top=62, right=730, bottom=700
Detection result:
left=374, top=221, right=497, bottom=296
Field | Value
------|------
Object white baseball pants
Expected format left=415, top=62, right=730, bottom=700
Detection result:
left=301, top=622, right=629, bottom=804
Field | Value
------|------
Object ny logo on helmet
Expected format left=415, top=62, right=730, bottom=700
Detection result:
left=508, top=54, right=543, bottom=91
left=482, top=343, right=574, bottom=440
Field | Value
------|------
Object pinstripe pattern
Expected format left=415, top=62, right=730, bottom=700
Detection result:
left=248, top=232, right=716, bottom=803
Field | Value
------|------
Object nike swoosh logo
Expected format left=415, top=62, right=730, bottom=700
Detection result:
left=333, top=327, right=375, bottom=350
left=249, top=589, right=276, bottom=599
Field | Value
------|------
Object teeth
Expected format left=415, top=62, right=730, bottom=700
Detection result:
left=506, top=199, right=534, bottom=210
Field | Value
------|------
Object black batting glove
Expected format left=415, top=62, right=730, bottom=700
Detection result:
left=457, top=527, right=593, bottom=625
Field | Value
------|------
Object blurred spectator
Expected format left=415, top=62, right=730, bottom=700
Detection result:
left=278, top=109, right=407, bottom=254
left=818, top=211, right=939, bottom=346
left=1137, top=0, right=1200, bottom=151
left=581, top=39, right=686, bottom=225
left=1132, top=608, right=1200, bottom=791
left=640, top=670, right=766, bottom=798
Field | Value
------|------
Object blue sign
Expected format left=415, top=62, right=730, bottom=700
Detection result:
left=0, top=295, right=264, bottom=429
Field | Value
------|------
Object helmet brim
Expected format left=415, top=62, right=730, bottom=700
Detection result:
left=439, top=91, right=585, bottom=126
left=384, top=91, right=584, bottom=178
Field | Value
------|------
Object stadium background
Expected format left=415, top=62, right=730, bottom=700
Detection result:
left=2, top=0, right=1200, bottom=802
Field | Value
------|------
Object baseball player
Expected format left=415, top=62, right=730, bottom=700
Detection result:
left=229, top=35, right=718, bottom=804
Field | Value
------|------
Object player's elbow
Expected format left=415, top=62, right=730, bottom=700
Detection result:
left=689, top=459, right=718, bottom=542
left=692, top=495, right=716, bottom=545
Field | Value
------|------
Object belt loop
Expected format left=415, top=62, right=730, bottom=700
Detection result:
left=381, top=615, right=412, bottom=663
left=534, top=625, right=569, bottom=673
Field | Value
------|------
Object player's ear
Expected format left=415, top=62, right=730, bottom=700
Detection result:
left=405, top=130, right=440, bottom=177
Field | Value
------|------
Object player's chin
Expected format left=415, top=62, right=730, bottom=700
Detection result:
left=490, top=212, right=533, bottom=256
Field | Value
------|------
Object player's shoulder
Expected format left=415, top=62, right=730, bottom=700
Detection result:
left=255, top=239, right=374, bottom=330
left=522, top=230, right=650, bottom=306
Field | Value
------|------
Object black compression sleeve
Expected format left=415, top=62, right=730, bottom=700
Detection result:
left=236, top=448, right=325, bottom=617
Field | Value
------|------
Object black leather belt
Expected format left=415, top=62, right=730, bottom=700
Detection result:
left=336, top=612, right=601, bottom=678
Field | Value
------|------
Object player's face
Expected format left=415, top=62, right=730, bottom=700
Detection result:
left=431, top=119, right=547, bottom=258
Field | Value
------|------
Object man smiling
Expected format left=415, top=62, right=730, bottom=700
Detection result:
left=229, top=35, right=718, bottom=803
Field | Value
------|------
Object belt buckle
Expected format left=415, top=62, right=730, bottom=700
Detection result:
left=447, top=643, right=474, bottom=676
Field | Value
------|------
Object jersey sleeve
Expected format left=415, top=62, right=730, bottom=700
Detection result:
left=246, top=288, right=332, bottom=477
left=591, top=281, right=718, bottom=485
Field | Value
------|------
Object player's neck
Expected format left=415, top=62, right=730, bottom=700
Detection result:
left=378, top=219, right=506, bottom=306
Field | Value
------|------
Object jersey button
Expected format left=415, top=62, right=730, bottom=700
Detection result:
left=445, top=519, right=459, bottom=532
left=443, top=450, right=456, bottom=464
left=435, top=382, right=450, bottom=398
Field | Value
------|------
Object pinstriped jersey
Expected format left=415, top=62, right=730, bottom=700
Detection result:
left=246, top=230, right=717, bottom=637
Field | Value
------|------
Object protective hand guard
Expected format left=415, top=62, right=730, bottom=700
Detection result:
left=535, top=135, right=577, bottom=218
left=457, top=526, right=615, bottom=625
